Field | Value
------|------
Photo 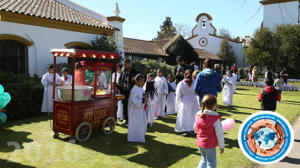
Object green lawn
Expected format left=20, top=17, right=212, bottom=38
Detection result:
left=0, top=86, right=299, bottom=168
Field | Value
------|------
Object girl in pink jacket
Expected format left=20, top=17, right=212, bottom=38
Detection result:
left=194, top=94, right=225, bottom=168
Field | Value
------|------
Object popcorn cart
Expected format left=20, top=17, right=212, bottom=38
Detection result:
left=51, top=49, right=124, bottom=142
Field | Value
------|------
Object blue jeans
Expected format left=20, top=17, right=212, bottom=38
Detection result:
left=198, top=147, right=217, bottom=168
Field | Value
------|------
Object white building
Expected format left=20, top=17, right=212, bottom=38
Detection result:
left=187, top=13, right=244, bottom=67
left=261, top=0, right=300, bottom=29
left=0, top=0, right=125, bottom=76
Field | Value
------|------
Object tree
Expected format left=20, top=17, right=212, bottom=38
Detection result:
left=154, top=17, right=177, bottom=40
left=217, top=39, right=236, bottom=66
left=165, top=37, right=199, bottom=65
left=91, top=35, right=117, bottom=52
left=244, top=27, right=279, bottom=70
left=174, top=23, right=192, bottom=39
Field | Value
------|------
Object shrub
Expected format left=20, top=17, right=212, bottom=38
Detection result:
left=132, top=59, right=175, bottom=77
left=0, top=71, right=43, bottom=120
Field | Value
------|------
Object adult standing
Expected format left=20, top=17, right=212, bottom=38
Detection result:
left=264, top=66, right=273, bottom=81
left=118, top=59, right=138, bottom=125
left=194, top=59, right=222, bottom=103
left=252, top=66, right=259, bottom=82
left=280, top=67, right=288, bottom=84
left=174, top=56, right=190, bottom=85
left=155, top=69, right=168, bottom=118
left=112, top=64, right=123, bottom=122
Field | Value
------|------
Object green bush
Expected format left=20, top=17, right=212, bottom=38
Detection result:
left=132, top=59, right=175, bottom=77
left=0, top=71, right=43, bottom=120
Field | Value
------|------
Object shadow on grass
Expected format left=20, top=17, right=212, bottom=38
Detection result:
left=218, top=105, right=253, bottom=115
left=0, top=159, right=35, bottom=168
left=0, top=127, right=33, bottom=153
left=280, top=100, right=300, bottom=106
left=159, top=115, right=177, bottom=124
left=5, top=114, right=51, bottom=127
left=224, top=137, right=239, bottom=149
left=236, top=93, right=257, bottom=96
left=236, top=88, right=250, bottom=91
left=74, top=132, right=199, bottom=168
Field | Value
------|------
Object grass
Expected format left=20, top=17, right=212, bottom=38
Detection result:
left=0, top=86, right=299, bottom=168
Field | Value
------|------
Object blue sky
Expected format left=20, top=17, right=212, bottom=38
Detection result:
left=71, top=0, right=263, bottom=40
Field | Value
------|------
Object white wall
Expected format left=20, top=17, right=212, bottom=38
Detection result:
left=108, top=20, right=125, bottom=59
left=187, top=15, right=244, bottom=67
left=263, top=1, right=299, bottom=29
left=0, top=21, right=101, bottom=76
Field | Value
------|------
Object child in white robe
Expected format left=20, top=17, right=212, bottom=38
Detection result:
left=175, top=70, right=199, bottom=135
left=222, top=71, right=234, bottom=106
left=112, top=64, right=123, bottom=122
left=145, top=81, right=157, bottom=126
left=166, top=74, right=176, bottom=115
left=154, top=69, right=168, bottom=118
left=41, top=65, right=61, bottom=113
left=60, top=67, right=72, bottom=85
left=128, top=74, right=147, bottom=143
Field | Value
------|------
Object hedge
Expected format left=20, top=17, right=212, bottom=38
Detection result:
left=132, top=59, right=175, bottom=77
left=0, top=71, right=43, bottom=120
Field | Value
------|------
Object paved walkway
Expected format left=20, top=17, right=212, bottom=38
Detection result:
left=261, top=115, right=300, bottom=168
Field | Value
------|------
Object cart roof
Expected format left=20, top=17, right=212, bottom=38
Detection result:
left=51, top=49, right=119, bottom=59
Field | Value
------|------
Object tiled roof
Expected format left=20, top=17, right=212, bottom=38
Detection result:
left=0, top=0, right=114, bottom=30
left=124, top=37, right=169, bottom=57
left=194, top=48, right=220, bottom=60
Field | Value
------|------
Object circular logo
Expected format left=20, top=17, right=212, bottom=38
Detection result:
left=199, top=37, right=208, bottom=47
left=238, top=111, right=294, bottom=164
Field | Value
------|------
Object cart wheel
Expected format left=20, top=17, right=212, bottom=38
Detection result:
left=53, top=132, right=59, bottom=139
left=75, top=122, right=92, bottom=142
left=102, top=117, right=116, bottom=135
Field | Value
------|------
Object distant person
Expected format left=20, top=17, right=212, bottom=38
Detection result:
left=74, top=62, right=85, bottom=85
left=280, top=67, right=288, bottom=84
left=274, top=73, right=283, bottom=95
left=174, top=56, right=190, bottom=84
left=41, top=65, right=61, bottom=114
left=60, top=67, right=72, bottom=85
left=258, top=78, right=281, bottom=111
left=166, top=74, right=176, bottom=115
left=222, top=71, right=235, bottom=106
left=194, top=59, right=222, bottom=103
left=118, top=59, right=138, bottom=125
left=231, top=63, right=237, bottom=72
left=175, top=70, right=198, bottom=136
left=194, top=94, right=224, bottom=168
left=128, top=74, right=147, bottom=143
left=112, top=64, right=123, bottom=122
left=252, top=66, right=259, bottom=82
left=155, top=69, right=168, bottom=118
left=264, top=66, right=273, bottom=80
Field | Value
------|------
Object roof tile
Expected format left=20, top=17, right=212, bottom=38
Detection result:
left=0, top=0, right=114, bottom=30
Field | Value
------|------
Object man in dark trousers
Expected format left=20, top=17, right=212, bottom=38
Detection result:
left=174, top=56, right=190, bottom=84
left=118, top=58, right=138, bottom=125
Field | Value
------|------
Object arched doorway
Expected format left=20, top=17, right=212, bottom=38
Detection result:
left=0, top=40, right=28, bottom=73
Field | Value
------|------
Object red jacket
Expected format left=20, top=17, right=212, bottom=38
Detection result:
left=195, top=113, right=221, bottom=148
left=258, top=86, right=281, bottom=102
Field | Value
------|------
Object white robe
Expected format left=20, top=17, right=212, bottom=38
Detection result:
left=60, top=74, right=72, bottom=85
left=232, top=73, right=237, bottom=93
left=222, top=76, right=234, bottom=106
left=112, top=72, right=123, bottom=120
left=128, top=85, right=147, bottom=143
left=146, top=93, right=157, bottom=124
left=41, top=73, right=61, bottom=113
left=175, top=80, right=198, bottom=132
left=166, top=82, right=176, bottom=115
left=154, top=76, right=168, bottom=117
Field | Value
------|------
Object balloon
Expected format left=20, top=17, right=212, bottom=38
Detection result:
left=0, top=92, right=11, bottom=109
left=0, top=84, right=4, bottom=95
left=0, top=112, right=7, bottom=125
left=222, top=118, right=235, bottom=131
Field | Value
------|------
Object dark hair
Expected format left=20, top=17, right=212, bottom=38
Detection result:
left=157, top=69, right=163, bottom=74
left=199, top=94, right=217, bottom=118
left=75, top=62, right=83, bottom=70
left=61, top=67, right=70, bottom=74
left=134, top=74, right=144, bottom=83
left=147, top=73, right=154, bottom=79
left=265, top=77, right=274, bottom=86
left=146, top=81, right=156, bottom=99
left=118, top=63, right=123, bottom=69
left=47, top=65, right=54, bottom=69
left=176, top=56, right=184, bottom=62
left=124, top=58, right=132, bottom=64
left=275, top=73, right=280, bottom=79
left=265, top=66, right=270, bottom=71
left=203, top=59, right=213, bottom=69
left=167, top=74, right=175, bottom=82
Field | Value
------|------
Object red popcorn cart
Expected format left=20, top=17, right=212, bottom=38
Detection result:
left=51, top=49, right=124, bottom=142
